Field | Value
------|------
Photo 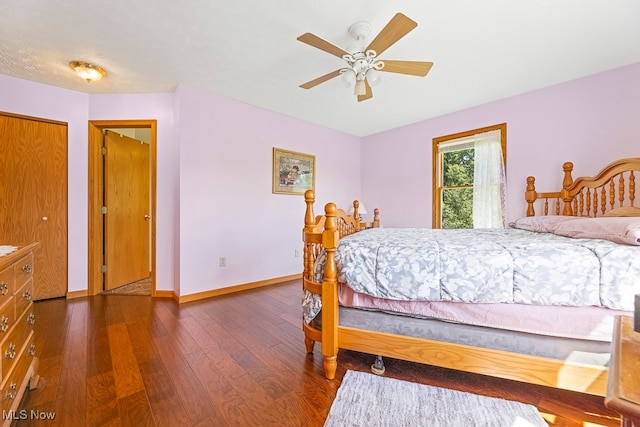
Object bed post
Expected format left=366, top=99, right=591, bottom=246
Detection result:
left=525, top=176, right=536, bottom=216
left=321, top=202, right=340, bottom=379
left=372, top=208, right=380, bottom=227
left=303, top=190, right=316, bottom=354
left=561, top=162, right=575, bottom=216
left=303, top=190, right=316, bottom=282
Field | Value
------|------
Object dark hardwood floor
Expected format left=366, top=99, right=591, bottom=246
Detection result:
left=14, top=279, right=619, bottom=426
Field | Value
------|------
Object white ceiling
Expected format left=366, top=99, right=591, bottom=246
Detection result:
left=2, top=1, right=639, bottom=137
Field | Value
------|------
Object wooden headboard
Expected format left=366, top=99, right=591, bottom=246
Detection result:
left=526, top=158, right=640, bottom=217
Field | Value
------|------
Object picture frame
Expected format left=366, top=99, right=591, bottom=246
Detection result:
left=272, top=147, right=315, bottom=195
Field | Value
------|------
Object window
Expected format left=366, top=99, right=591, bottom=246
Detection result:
left=432, top=124, right=507, bottom=229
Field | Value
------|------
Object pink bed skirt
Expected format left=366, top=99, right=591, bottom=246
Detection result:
left=338, top=283, right=626, bottom=342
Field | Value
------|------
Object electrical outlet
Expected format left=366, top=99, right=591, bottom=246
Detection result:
left=219, top=256, right=226, bottom=267
left=294, top=249, right=301, bottom=258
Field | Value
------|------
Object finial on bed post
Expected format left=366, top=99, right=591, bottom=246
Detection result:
left=304, top=190, right=315, bottom=229
left=561, top=162, right=575, bottom=215
left=321, top=202, right=339, bottom=379
left=525, top=176, right=536, bottom=216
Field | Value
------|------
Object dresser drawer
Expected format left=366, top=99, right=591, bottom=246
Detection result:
left=0, top=299, right=15, bottom=339
left=14, top=278, right=33, bottom=318
left=13, top=253, right=33, bottom=291
left=0, top=332, right=34, bottom=414
left=1, top=308, right=33, bottom=378
left=0, top=266, right=12, bottom=306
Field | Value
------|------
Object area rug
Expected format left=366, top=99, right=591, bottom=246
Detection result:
left=324, top=370, right=548, bottom=427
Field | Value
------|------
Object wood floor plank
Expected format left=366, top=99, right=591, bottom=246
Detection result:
left=192, top=312, right=245, bottom=355
left=152, top=407, right=192, bottom=427
left=52, top=329, right=87, bottom=426
left=203, top=347, right=246, bottom=382
left=86, top=322, right=112, bottom=377
left=107, top=323, right=145, bottom=398
left=125, top=319, right=160, bottom=365
left=137, top=359, right=187, bottom=420
left=154, top=305, right=201, bottom=355
left=86, top=372, right=119, bottom=427
left=67, top=299, right=88, bottom=333
left=117, top=389, right=155, bottom=427
left=102, top=295, right=126, bottom=326
left=32, top=299, right=69, bottom=360
left=176, top=315, right=221, bottom=353
left=226, top=372, right=290, bottom=426
left=152, top=336, right=221, bottom=424
left=183, top=350, right=241, bottom=426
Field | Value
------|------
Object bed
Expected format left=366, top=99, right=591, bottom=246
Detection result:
left=301, top=157, right=640, bottom=396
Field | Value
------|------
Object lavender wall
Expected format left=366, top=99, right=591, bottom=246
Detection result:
left=88, top=94, right=178, bottom=293
left=175, top=84, right=361, bottom=295
left=361, top=62, right=640, bottom=227
left=0, top=75, right=89, bottom=293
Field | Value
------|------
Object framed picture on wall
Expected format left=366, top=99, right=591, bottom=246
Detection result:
left=272, top=148, right=315, bottom=195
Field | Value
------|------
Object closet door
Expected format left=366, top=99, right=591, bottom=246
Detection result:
left=0, top=113, right=68, bottom=300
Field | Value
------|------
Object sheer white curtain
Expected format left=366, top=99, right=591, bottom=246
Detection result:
left=472, top=130, right=506, bottom=228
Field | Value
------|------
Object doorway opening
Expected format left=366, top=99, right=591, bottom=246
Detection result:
left=88, top=120, right=157, bottom=297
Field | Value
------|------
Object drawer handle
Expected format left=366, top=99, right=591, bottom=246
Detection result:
left=0, top=316, right=8, bottom=333
left=23, top=289, right=32, bottom=301
left=0, top=281, right=7, bottom=296
left=5, top=382, right=16, bottom=400
left=22, top=264, right=32, bottom=274
left=27, top=313, right=35, bottom=326
left=4, top=343, right=16, bottom=359
left=28, top=343, right=36, bottom=357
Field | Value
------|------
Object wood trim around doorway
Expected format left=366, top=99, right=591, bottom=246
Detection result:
left=88, top=120, right=157, bottom=297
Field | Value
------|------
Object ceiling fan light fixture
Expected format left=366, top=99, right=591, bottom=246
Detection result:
left=366, top=69, right=382, bottom=87
left=340, top=69, right=356, bottom=87
left=354, top=79, right=366, bottom=96
left=69, top=61, right=107, bottom=83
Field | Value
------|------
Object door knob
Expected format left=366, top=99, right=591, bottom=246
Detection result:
left=144, top=215, right=151, bottom=220
left=42, top=216, right=48, bottom=221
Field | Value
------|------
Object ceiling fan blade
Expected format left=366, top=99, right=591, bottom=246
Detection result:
left=299, top=70, right=342, bottom=89
left=297, top=33, right=350, bottom=58
left=380, top=60, right=433, bottom=76
left=365, top=13, right=417, bottom=57
left=357, top=79, right=373, bottom=102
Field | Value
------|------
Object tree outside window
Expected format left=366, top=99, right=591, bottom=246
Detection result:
left=441, top=148, right=474, bottom=229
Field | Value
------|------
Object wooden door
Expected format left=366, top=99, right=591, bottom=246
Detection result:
left=0, top=113, right=68, bottom=300
left=103, top=130, right=150, bottom=290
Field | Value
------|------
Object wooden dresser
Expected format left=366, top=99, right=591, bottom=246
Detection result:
left=606, top=315, right=640, bottom=427
left=0, top=243, right=39, bottom=425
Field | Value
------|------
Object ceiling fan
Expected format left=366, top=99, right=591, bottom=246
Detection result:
left=297, top=13, right=433, bottom=102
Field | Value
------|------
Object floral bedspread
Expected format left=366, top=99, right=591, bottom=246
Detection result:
left=302, top=228, right=640, bottom=324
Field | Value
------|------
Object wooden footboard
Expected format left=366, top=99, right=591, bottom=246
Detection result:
left=302, top=190, right=379, bottom=378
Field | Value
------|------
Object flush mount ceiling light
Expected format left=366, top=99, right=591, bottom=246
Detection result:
left=69, top=61, right=107, bottom=83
